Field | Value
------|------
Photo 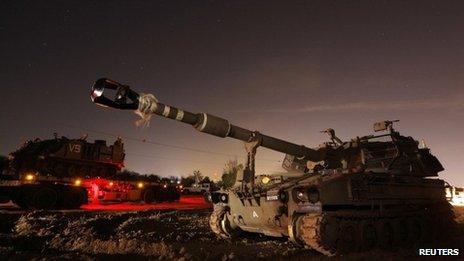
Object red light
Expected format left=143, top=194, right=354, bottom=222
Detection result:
left=80, top=195, right=212, bottom=211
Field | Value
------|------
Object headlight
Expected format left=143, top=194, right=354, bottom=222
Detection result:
left=210, top=193, right=230, bottom=204
left=74, top=179, right=82, bottom=186
left=220, top=193, right=228, bottom=203
left=292, top=188, right=307, bottom=203
left=25, top=174, right=35, bottom=181
left=292, top=187, right=320, bottom=203
left=278, top=190, right=289, bottom=203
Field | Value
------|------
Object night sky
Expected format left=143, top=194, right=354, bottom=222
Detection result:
left=1, top=1, right=463, bottom=185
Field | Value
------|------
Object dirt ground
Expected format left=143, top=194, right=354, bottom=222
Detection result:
left=0, top=199, right=463, bottom=260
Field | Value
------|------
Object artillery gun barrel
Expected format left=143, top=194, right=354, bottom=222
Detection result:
left=91, top=78, right=323, bottom=161
left=143, top=104, right=321, bottom=159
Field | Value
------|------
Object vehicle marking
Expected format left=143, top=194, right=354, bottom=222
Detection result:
left=68, top=144, right=81, bottom=153
left=266, top=195, right=279, bottom=201
left=252, top=210, right=259, bottom=218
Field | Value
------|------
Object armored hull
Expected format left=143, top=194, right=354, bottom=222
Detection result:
left=10, top=136, right=124, bottom=178
left=211, top=172, right=451, bottom=255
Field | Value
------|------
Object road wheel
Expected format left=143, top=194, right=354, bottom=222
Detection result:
left=143, top=189, right=155, bottom=204
left=0, top=197, right=10, bottom=204
left=337, top=220, right=360, bottom=253
left=12, top=198, right=28, bottom=209
left=209, top=206, right=241, bottom=239
left=437, top=204, right=456, bottom=239
left=153, top=189, right=165, bottom=202
left=422, top=213, right=435, bottom=242
left=319, top=216, right=338, bottom=250
left=408, top=217, right=424, bottom=245
left=173, top=190, right=181, bottom=201
left=61, top=187, right=86, bottom=209
left=360, top=220, right=377, bottom=251
left=377, top=219, right=395, bottom=250
left=12, top=189, right=29, bottom=209
left=394, top=218, right=410, bottom=248
left=30, top=187, right=58, bottom=209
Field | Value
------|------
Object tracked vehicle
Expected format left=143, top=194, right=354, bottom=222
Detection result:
left=1, top=135, right=180, bottom=209
left=0, top=135, right=125, bottom=209
left=90, top=78, right=455, bottom=255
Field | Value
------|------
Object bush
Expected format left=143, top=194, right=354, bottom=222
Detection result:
left=221, top=159, right=243, bottom=189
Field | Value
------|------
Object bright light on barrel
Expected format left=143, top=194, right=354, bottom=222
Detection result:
left=74, top=179, right=82, bottom=186
left=25, top=174, right=35, bottom=181
left=137, top=182, right=144, bottom=189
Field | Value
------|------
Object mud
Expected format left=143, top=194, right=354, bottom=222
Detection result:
left=0, top=206, right=463, bottom=260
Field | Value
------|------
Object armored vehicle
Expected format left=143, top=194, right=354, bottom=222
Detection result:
left=90, top=78, right=455, bottom=255
left=0, top=135, right=125, bottom=209
left=86, top=177, right=181, bottom=204
left=1, top=135, right=180, bottom=208
left=183, top=182, right=211, bottom=195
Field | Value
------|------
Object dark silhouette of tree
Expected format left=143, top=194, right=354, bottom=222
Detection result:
left=181, top=175, right=196, bottom=187
left=114, top=169, right=141, bottom=181
left=146, top=173, right=161, bottom=182
left=202, top=176, right=211, bottom=184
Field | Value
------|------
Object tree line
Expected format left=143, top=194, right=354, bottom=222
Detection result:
left=118, top=159, right=243, bottom=190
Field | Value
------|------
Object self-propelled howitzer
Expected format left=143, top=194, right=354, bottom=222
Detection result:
left=90, top=78, right=454, bottom=256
